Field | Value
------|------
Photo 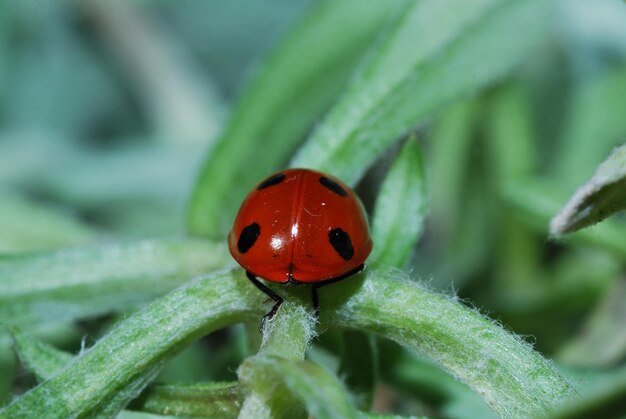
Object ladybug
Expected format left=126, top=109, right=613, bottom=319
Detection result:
left=228, top=168, right=373, bottom=323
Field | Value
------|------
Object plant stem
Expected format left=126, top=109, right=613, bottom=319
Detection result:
left=1, top=269, right=263, bottom=417
left=321, top=270, right=578, bottom=418
left=238, top=302, right=316, bottom=418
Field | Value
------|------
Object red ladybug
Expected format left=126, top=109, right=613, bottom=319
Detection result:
left=228, top=168, right=372, bottom=321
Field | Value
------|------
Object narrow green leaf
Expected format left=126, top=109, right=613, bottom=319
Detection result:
left=0, top=346, right=16, bottom=406
left=241, top=355, right=360, bottom=419
left=379, top=342, right=495, bottom=419
left=338, top=331, right=377, bottom=410
left=321, top=271, right=578, bottom=418
left=371, top=137, right=427, bottom=269
left=238, top=302, right=315, bottom=418
left=257, top=302, right=316, bottom=360
left=484, top=84, right=541, bottom=291
left=11, top=327, right=243, bottom=418
left=0, top=191, right=95, bottom=253
left=362, top=415, right=427, bottom=419
left=95, top=366, right=163, bottom=419
left=0, top=270, right=265, bottom=417
left=427, top=100, right=479, bottom=267
left=117, top=411, right=177, bottom=419
left=425, top=98, right=490, bottom=288
left=551, top=144, right=626, bottom=235
left=34, top=143, right=198, bottom=208
left=503, top=179, right=626, bottom=257
left=307, top=329, right=376, bottom=411
left=132, top=382, right=243, bottom=418
left=187, top=0, right=402, bottom=238
left=556, top=68, right=626, bottom=187
left=10, top=325, right=165, bottom=418
left=291, top=0, right=551, bottom=184
left=2, top=268, right=577, bottom=417
left=485, top=83, right=537, bottom=184
left=10, top=326, right=72, bottom=382
left=0, top=238, right=232, bottom=327
left=310, top=330, right=378, bottom=411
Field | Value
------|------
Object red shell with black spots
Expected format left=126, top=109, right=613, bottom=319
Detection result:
left=228, top=168, right=373, bottom=283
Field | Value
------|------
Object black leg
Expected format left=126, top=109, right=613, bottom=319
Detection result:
left=311, top=286, right=320, bottom=318
left=310, top=264, right=365, bottom=319
left=246, top=271, right=283, bottom=330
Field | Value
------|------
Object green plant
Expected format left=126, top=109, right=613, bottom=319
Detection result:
left=2, top=0, right=626, bottom=417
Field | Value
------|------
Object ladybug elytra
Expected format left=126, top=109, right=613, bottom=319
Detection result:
left=228, top=168, right=373, bottom=322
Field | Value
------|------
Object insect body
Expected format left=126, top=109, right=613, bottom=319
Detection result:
left=228, top=168, right=372, bottom=323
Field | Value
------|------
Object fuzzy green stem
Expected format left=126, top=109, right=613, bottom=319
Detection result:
left=3, top=268, right=576, bottom=418
left=241, top=355, right=360, bottom=419
left=321, top=270, right=578, bottom=418
left=1, top=269, right=264, bottom=418
left=11, top=325, right=244, bottom=417
left=131, top=382, right=243, bottom=418
left=0, top=238, right=232, bottom=328
left=238, top=302, right=316, bottom=418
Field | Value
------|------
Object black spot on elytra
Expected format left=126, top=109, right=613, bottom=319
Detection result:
left=320, top=176, right=347, bottom=196
left=238, top=223, right=260, bottom=253
left=328, top=228, right=354, bottom=260
left=257, top=173, right=285, bottom=190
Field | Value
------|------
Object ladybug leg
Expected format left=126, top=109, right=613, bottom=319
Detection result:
left=310, top=264, right=365, bottom=319
left=245, top=271, right=284, bottom=330
left=311, top=286, right=321, bottom=318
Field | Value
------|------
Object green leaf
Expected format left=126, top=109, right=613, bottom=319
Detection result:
left=485, top=83, right=537, bottom=184
left=361, top=415, right=428, bottom=419
left=10, top=326, right=72, bottom=382
left=551, top=144, right=626, bottom=235
left=0, top=346, right=16, bottom=406
left=238, top=302, right=315, bottom=418
left=425, top=98, right=491, bottom=288
left=0, top=191, right=95, bottom=253
left=428, top=99, right=479, bottom=231
left=320, top=271, right=578, bottom=418
left=338, top=331, right=378, bottom=410
left=370, top=137, right=427, bottom=269
left=256, top=302, right=316, bottom=360
left=379, top=341, right=495, bottom=419
left=10, top=326, right=164, bottom=418
left=291, top=0, right=552, bottom=185
left=240, top=355, right=360, bottom=419
left=187, top=0, right=402, bottom=238
left=2, top=269, right=576, bottom=417
left=484, top=84, right=541, bottom=291
left=116, top=412, right=177, bottom=419
left=0, top=238, right=232, bottom=327
left=556, top=68, right=626, bottom=187
left=503, top=179, right=626, bottom=257
left=309, top=330, right=378, bottom=411
left=95, top=366, right=163, bottom=419
left=11, top=326, right=243, bottom=418
left=132, top=382, right=243, bottom=418
left=1, top=269, right=264, bottom=417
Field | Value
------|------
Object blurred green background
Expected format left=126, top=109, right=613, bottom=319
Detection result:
left=2, top=0, right=626, bottom=416
left=0, top=0, right=314, bottom=243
